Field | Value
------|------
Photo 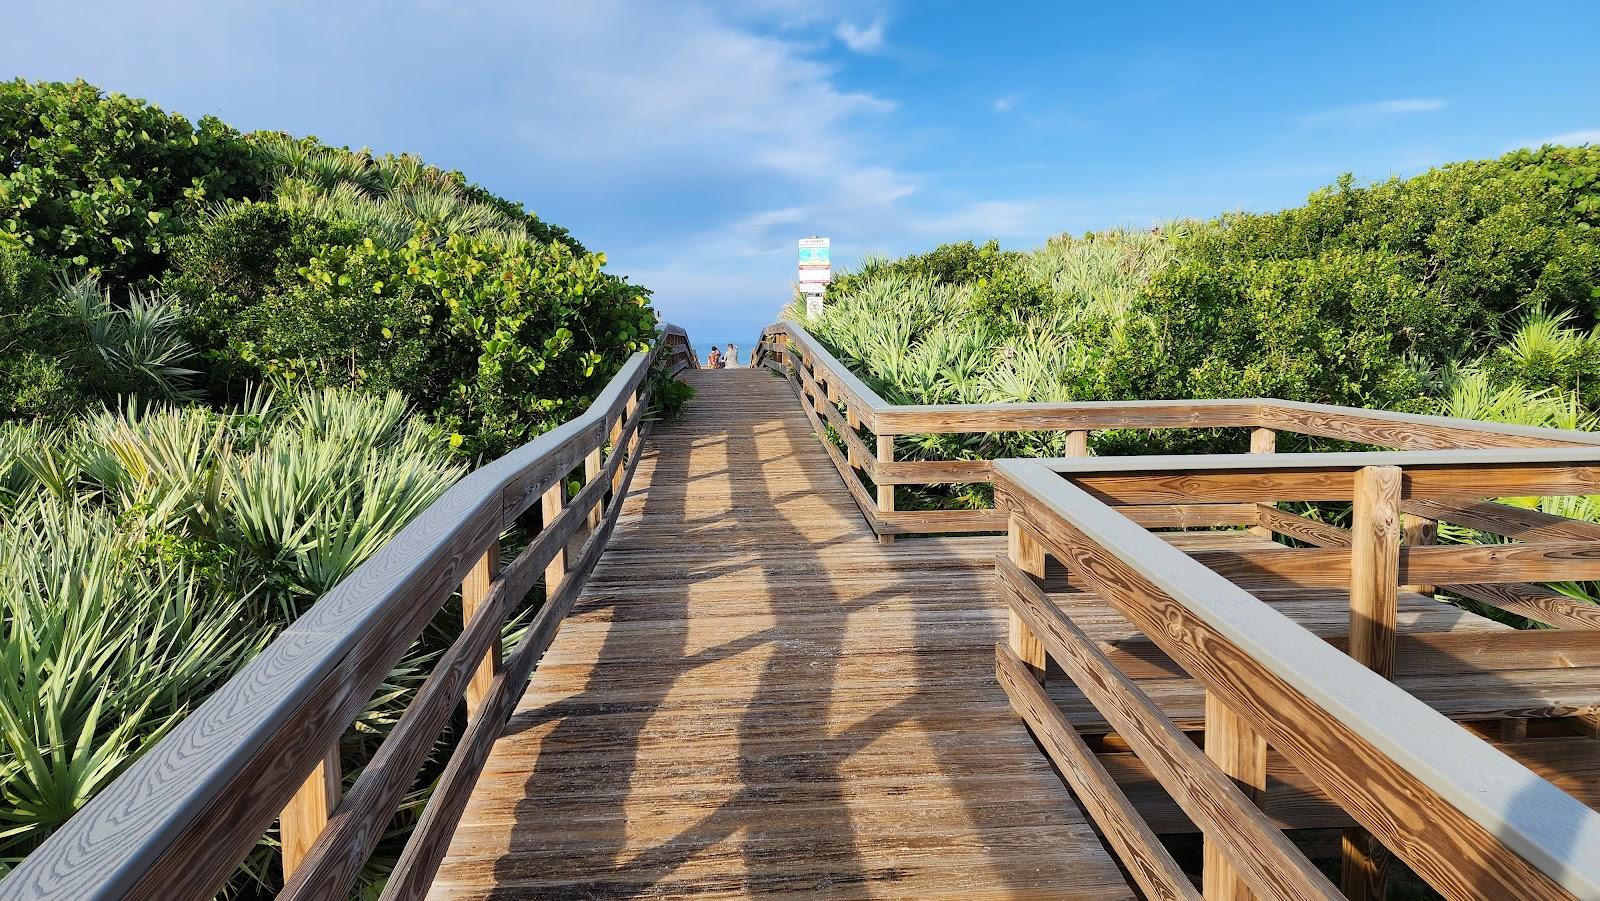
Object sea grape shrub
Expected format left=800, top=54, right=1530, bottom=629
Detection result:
left=1144, top=147, right=1600, bottom=410
left=1144, top=248, right=1438, bottom=411
left=183, top=229, right=654, bottom=457
left=0, top=79, right=267, bottom=283
left=166, top=202, right=362, bottom=395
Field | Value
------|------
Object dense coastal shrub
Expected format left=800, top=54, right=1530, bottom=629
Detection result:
left=816, top=145, right=1600, bottom=417
left=0, top=79, right=266, bottom=282
left=1142, top=248, right=1439, bottom=410
left=1147, top=149, right=1600, bottom=408
left=172, top=226, right=654, bottom=457
left=164, top=203, right=363, bottom=392
left=0, top=79, right=658, bottom=460
left=252, top=133, right=582, bottom=253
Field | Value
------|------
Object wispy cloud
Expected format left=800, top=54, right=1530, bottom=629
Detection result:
left=1299, top=98, right=1448, bottom=128
left=1516, top=128, right=1600, bottom=148
left=835, top=20, right=885, bottom=53
left=992, top=95, right=1018, bottom=113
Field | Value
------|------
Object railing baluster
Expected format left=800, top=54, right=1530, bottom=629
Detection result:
left=876, top=435, right=896, bottom=545
left=625, top=391, right=641, bottom=460
left=609, top=410, right=626, bottom=496
left=1006, top=514, right=1047, bottom=681
left=1343, top=464, right=1401, bottom=901
left=543, top=481, right=567, bottom=592
left=845, top=405, right=863, bottom=470
left=1203, top=691, right=1267, bottom=901
left=1066, top=429, right=1089, bottom=457
left=1249, top=427, right=1277, bottom=537
left=1401, top=511, right=1436, bottom=596
left=279, top=744, right=340, bottom=881
left=585, top=444, right=603, bottom=529
left=462, top=541, right=501, bottom=718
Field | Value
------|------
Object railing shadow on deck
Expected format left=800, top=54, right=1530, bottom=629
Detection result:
left=488, top=375, right=870, bottom=895
left=483, top=371, right=1056, bottom=896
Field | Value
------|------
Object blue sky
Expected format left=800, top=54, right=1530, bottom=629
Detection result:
left=5, top=0, right=1599, bottom=350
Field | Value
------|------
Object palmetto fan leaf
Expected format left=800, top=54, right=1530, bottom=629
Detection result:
left=0, top=387, right=465, bottom=882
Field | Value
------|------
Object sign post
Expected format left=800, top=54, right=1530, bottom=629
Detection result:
left=797, top=236, right=831, bottom=319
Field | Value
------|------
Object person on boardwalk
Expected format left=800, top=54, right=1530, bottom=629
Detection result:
left=726, top=343, right=738, bottom=367
left=707, top=346, right=723, bottom=369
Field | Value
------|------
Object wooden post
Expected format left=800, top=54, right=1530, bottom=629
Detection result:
left=585, top=446, right=603, bottom=529
left=1349, top=465, right=1401, bottom=678
left=280, top=744, right=340, bottom=881
left=608, top=411, right=626, bottom=496
left=542, top=481, right=567, bottom=592
left=1343, top=464, right=1401, bottom=901
left=462, top=541, right=501, bottom=719
left=1249, top=428, right=1276, bottom=538
left=1402, top=512, right=1437, bottom=596
left=846, top=408, right=861, bottom=469
left=1203, top=691, right=1267, bottom=901
left=1249, top=427, right=1275, bottom=455
left=1006, top=515, right=1047, bottom=681
left=877, top=434, right=895, bottom=545
left=1066, top=429, right=1089, bottom=457
left=625, top=391, right=642, bottom=459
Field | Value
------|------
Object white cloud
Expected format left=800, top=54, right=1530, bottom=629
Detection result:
left=993, top=95, right=1018, bottom=113
left=1517, top=128, right=1600, bottom=148
left=0, top=0, right=1050, bottom=344
left=835, top=20, right=886, bottom=53
left=1299, top=98, right=1448, bottom=128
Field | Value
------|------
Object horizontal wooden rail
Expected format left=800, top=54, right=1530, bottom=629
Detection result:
left=996, top=642, right=1203, bottom=901
left=997, top=554, right=1339, bottom=900
left=994, top=457, right=1600, bottom=899
left=0, top=326, right=697, bottom=901
left=755, top=320, right=1600, bottom=540
left=1190, top=540, right=1600, bottom=589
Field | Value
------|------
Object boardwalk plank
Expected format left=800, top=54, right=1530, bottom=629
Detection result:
left=430, top=369, right=1135, bottom=899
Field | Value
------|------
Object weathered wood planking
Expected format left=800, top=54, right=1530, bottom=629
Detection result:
left=429, top=369, right=1135, bottom=900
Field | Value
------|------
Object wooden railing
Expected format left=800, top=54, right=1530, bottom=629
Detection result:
left=754, top=321, right=1600, bottom=542
left=993, top=451, right=1600, bottom=901
left=0, top=326, right=697, bottom=901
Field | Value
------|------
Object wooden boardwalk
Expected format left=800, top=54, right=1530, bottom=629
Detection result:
left=13, top=324, right=1600, bottom=901
left=431, top=368, right=1135, bottom=899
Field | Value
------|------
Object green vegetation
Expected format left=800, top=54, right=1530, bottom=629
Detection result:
left=808, top=144, right=1600, bottom=428
left=0, top=79, right=677, bottom=891
left=803, top=144, right=1600, bottom=609
left=1, top=78, right=658, bottom=454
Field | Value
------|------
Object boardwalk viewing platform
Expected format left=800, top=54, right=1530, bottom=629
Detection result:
left=8, top=323, right=1600, bottom=900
